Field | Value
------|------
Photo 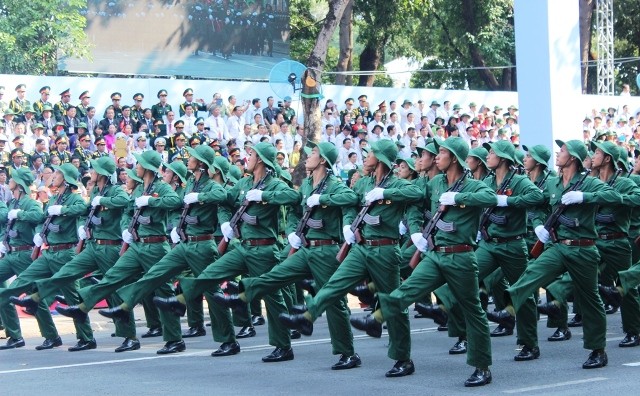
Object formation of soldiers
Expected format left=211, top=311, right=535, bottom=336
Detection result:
left=1, top=104, right=640, bottom=387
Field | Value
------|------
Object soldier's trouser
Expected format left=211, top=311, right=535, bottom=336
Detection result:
left=117, top=240, right=234, bottom=343
left=307, top=244, right=411, bottom=361
left=0, top=248, right=93, bottom=342
left=508, top=243, right=606, bottom=350
left=242, top=244, right=354, bottom=355
left=436, top=239, right=538, bottom=348
left=35, top=242, right=136, bottom=338
left=180, top=242, right=290, bottom=349
left=379, top=249, right=491, bottom=368
left=482, top=268, right=508, bottom=311
left=0, top=250, right=58, bottom=340
left=142, top=295, right=162, bottom=330
left=78, top=241, right=182, bottom=343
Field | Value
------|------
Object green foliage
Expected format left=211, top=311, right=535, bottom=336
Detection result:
left=0, top=0, right=91, bottom=75
left=613, top=0, right=640, bottom=95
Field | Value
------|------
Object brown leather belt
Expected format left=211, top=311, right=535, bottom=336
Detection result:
left=48, top=243, right=75, bottom=252
left=95, top=239, right=121, bottom=246
left=243, top=238, right=277, bottom=246
left=598, top=232, right=627, bottom=240
left=363, top=239, right=398, bottom=247
left=488, top=235, right=523, bottom=243
left=139, top=236, right=167, bottom=244
left=434, top=244, right=473, bottom=253
left=308, top=239, right=338, bottom=247
left=559, top=239, right=595, bottom=247
left=10, top=245, right=33, bottom=252
left=187, top=234, right=214, bottom=242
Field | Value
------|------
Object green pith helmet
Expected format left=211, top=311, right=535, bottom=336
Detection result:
left=134, top=150, right=162, bottom=172
left=434, top=137, right=469, bottom=167
left=617, top=146, right=632, bottom=173
left=555, top=139, right=588, bottom=162
left=522, top=144, right=551, bottom=167
left=396, top=157, right=416, bottom=171
left=52, top=163, right=80, bottom=187
left=11, top=167, right=35, bottom=193
left=483, top=140, right=515, bottom=163
left=303, top=142, right=338, bottom=168
left=163, top=161, right=188, bottom=184
left=468, top=147, right=489, bottom=168
left=126, top=168, right=143, bottom=183
left=227, top=165, right=243, bottom=184
left=590, top=141, right=620, bottom=164
left=186, top=145, right=216, bottom=169
left=252, top=142, right=278, bottom=171
left=213, top=155, right=230, bottom=183
left=90, top=156, right=116, bottom=178
left=370, top=139, right=398, bottom=169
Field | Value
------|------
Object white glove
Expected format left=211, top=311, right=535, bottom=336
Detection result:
left=77, top=226, right=87, bottom=240
left=306, top=194, right=321, bottom=207
left=287, top=232, right=302, bottom=249
left=122, top=229, right=133, bottom=244
left=245, top=189, right=263, bottom=202
left=534, top=225, right=550, bottom=244
left=439, top=192, right=458, bottom=206
left=170, top=227, right=180, bottom=244
left=221, top=222, right=234, bottom=241
left=184, top=192, right=200, bottom=205
left=47, top=205, right=63, bottom=216
left=135, top=195, right=151, bottom=208
left=343, top=225, right=356, bottom=245
left=91, top=196, right=103, bottom=207
left=365, top=187, right=385, bottom=202
left=399, top=222, right=407, bottom=236
left=476, top=231, right=482, bottom=242
left=33, top=233, right=44, bottom=247
left=7, top=209, right=21, bottom=220
left=0, top=244, right=6, bottom=254
left=411, top=233, right=428, bottom=252
left=496, top=195, right=509, bottom=207
left=561, top=191, right=584, bottom=205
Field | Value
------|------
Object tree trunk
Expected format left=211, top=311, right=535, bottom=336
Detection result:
left=460, top=0, right=500, bottom=90
left=335, top=0, right=353, bottom=86
left=357, top=42, right=383, bottom=87
left=292, top=0, right=349, bottom=186
left=579, top=0, right=595, bottom=94
left=501, top=67, right=512, bottom=91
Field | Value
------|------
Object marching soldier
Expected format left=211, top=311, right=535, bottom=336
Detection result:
left=8, top=84, right=30, bottom=118
left=152, top=89, right=172, bottom=122
left=53, top=88, right=72, bottom=122
left=487, top=139, right=621, bottom=369
left=56, top=150, right=185, bottom=355
left=33, top=86, right=52, bottom=119
left=279, top=140, right=422, bottom=377
left=11, top=157, right=139, bottom=352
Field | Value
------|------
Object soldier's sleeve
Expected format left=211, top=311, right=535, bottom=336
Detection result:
left=582, top=177, right=622, bottom=205
left=343, top=177, right=365, bottom=225
left=17, top=198, right=45, bottom=224
left=59, top=193, right=88, bottom=217
left=382, top=178, right=422, bottom=203
left=455, top=179, right=498, bottom=207
left=319, top=177, right=358, bottom=206
left=406, top=179, right=429, bottom=235
left=529, top=187, right=550, bottom=230
left=286, top=202, right=303, bottom=235
left=260, top=179, right=299, bottom=205
left=506, top=176, right=544, bottom=207
left=99, top=185, right=130, bottom=209
left=613, top=177, right=640, bottom=206
left=120, top=193, right=136, bottom=231
left=198, top=182, right=227, bottom=204
left=147, top=182, right=181, bottom=210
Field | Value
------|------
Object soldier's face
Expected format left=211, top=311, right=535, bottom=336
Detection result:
left=435, top=148, right=455, bottom=171
left=396, top=162, right=412, bottom=179
left=136, top=164, right=145, bottom=178
left=555, top=145, right=572, bottom=168
left=162, top=169, right=175, bottom=183
left=187, top=157, right=200, bottom=172
left=246, top=150, right=260, bottom=173
left=486, top=150, right=501, bottom=169
left=363, top=151, right=378, bottom=172
left=466, top=156, right=479, bottom=172
left=591, top=148, right=607, bottom=169
left=89, top=169, right=99, bottom=183
left=52, top=171, right=65, bottom=188
left=634, top=155, right=640, bottom=174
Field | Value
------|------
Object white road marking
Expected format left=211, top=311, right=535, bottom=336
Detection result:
left=503, top=377, right=608, bottom=394
left=622, top=361, right=640, bottom=366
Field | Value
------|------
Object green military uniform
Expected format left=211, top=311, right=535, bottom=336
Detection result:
left=179, top=143, right=299, bottom=355
left=76, top=91, right=90, bottom=120
left=34, top=92, right=52, bottom=120
left=74, top=151, right=183, bottom=350
left=304, top=140, right=422, bottom=365
left=51, top=148, right=72, bottom=164
left=375, top=138, right=496, bottom=372
left=500, top=140, right=621, bottom=363
left=0, top=165, right=95, bottom=347
left=53, top=96, right=71, bottom=122
left=151, top=90, right=172, bottom=121
left=73, top=146, right=92, bottom=170
left=32, top=158, right=137, bottom=341
left=8, top=93, right=30, bottom=118
left=116, top=146, right=236, bottom=346
left=241, top=143, right=358, bottom=358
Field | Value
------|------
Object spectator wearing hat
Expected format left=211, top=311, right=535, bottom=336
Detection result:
left=205, top=105, right=229, bottom=142
left=179, top=88, right=207, bottom=117
left=8, top=84, right=30, bottom=117
left=356, top=94, right=372, bottom=124
left=376, top=100, right=388, bottom=124
left=8, top=148, right=27, bottom=175
left=425, top=100, right=441, bottom=125
left=20, top=106, right=38, bottom=135
left=33, top=86, right=52, bottom=119
left=106, top=92, right=123, bottom=119
left=51, top=135, right=72, bottom=164
left=399, top=99, right=414, bottom=125
left=130, top=93, right=145, bottom=122
left=339, top=98, right=357, bottom=126
left=281, top=96, right=296, bottom=125
left=169, top=132, right=190, bottom=164
left=92, top=136, right=110, bottom=159
left=73, top=133, right=93, bottom=170
left=152, top=89, right=172, bottom=122
left=75, top=91, right=91, bottom=119
left=192, top=117, right=207, bottom=141
left=504, top=115, right=519, bottom=138
left=53, top=88, right=72, bottom=122
left=2, top=109, right=17, bottom=138
left=153, top=137, right=169, bottom=163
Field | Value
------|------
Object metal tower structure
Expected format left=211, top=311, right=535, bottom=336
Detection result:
left=595, top=0, right=614, bottom=95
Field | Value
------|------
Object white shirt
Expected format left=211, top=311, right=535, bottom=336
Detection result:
left=179, top=115, right=196, bottom=137
left=367, top=120, right=384, bottom=133
left=226, top=115, right=243, bottom=139
left=272, top=131, right=294, bottom=153
left=205, top=115, right=229, bottom=142
left=321, top=133, right=338, bottom=146
left=245, top=106, right=262, bottom=125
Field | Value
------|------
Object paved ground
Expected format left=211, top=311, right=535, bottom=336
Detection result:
left=1, top=298, right=638, bottom=396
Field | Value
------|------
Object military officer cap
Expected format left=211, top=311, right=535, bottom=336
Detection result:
left=111, top=92, right=122, bottom=100
left=434, top=137, right=469, bottom=167
left=555, top=139, right=588, bottom=162
left=11, top=167, right=35, bottom=193
left=396, top=157, right=416, bottom=171
left=77, top=122, right=88, bottom=130
left=208, top=138, right=220, bottom=148
left=590, top=141, right=619, bottom=164
left=55, top=135, right=68, bottom=143
left=153, top=119, right=164, bottom=126
left=133, top=93, right=144, bottom=101
left=358, top=94, right=367, bottom=101
left=369, top=139, right=398, bottom=169
left=483, top=140, right=516, bottom=163
left=522, top=144, right=551, bottom=167
left=189, top=136, right=201, bottom=146
left=194, top=117, right=205, bottom=126
left=186, top=144, right=216, bottom=169
left=157, top=89, right=168, bottom=98
left=91, top=156, right=116, bottom=178
left=136, top=134, right=147, bottom=142
left=60, top=88, right=70, bottom=96
left=174, top=120, right=185, bottom=128
left=0, top=134, right=7, bottom=142
left=213, top=155, right=230, bottom=183
left=344, top=98, right=354, bottom=105
left=23, top=106, right=35, bottom=114
left=134, top=150, right=162, bottom=173
left=39, top=86, right=51, bottom=94
left=183, top=88, right=194, bottom=96
left=42, top=104, right=53, bottom=112
left=15, top=84, right=26, bottom=91
left=94, top=136, right=106, bottom=145
left=252, top=142, right=278, bottom=171
left=378, top=101, right=386, bottom=108
left=468, top=147, right=489, bottom=168
left=53, top=163, right=80, bottom=187
left=163, top=160, right=189, bottom=184
left=11, top=148, right=24, bottom=158
left=79, top=91, right=90, bottom=100
left=303, top=142, right=338, bottom=168
left=33, top=123, right=44, bottom=130
left=283, top=96, right=292, bottom=102
left=126, top=168, right=143, bottom=184
left=154, top=137, right=166, bottom=146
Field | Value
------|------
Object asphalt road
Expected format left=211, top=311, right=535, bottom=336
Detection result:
left=0, top=304, right=638, bottom=396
